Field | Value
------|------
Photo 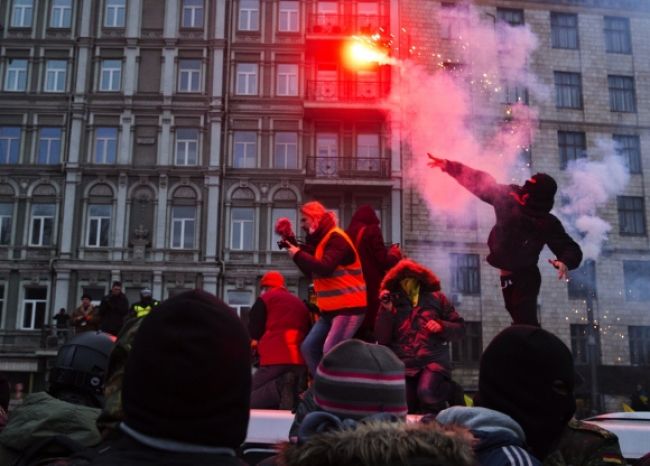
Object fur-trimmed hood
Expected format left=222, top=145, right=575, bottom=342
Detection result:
left=380, top=259, right=441, bottom=293
left=277, top=420, right=476, bottom=466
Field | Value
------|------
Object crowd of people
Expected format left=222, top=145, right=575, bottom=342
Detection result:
left=0, top=165, right=645, bottom=465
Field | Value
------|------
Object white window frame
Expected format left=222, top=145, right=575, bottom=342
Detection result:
left=0, top=204, right=13, bottom=245
left=44, top=60, right=67, bottom=93
left=226, top=288, right=254, bottom=319
left=94, top=127, right=118, bottom=164
left=170, top=206, right=196, bottom=249
left=21, top=286, right=48, bottom=330
left=11, top=0, right=33, bottom=27
left=177, top=59, right=202, bottom=93
left=38, top=127, right=62, bottom=164
left=0, top=127, right=21, bottom=164
left=278, top=1, right=299, bottom=32
left=273, top=132, right=298, bottom=169
left=235, top=63, right=258, bottom=95
left=29, top=203, right=55, bottom=247
left=230, top=207, right=255, bottom=250
left=238, top=0, right=259, bottom=31
left=4, top=59, right=28, bottom=92
left=50, top=0, right=72, bottom=28
left=99, top=59, right=122, bottom=92
left=175, top=128, right=199, bottom=166
left=86, top=204, right=112, bottom=247
left=276, top=64, right=298, bottom=96
left=233, top=131, right=257, bottom=168
left=104, top=0, right=126, bottom=28
left=181, top=0, right=204, bottom=28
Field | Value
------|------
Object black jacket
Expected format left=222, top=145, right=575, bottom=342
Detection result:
left=98, top=293, right=130, bottom=336
left=444, top=161, right=582, bottom=272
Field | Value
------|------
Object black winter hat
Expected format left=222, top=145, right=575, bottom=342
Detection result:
left=122, top=289, right=251, bottom=448
left=474, top=325, right=576, bottom=460
left=523, top=173, right=557, bottom=212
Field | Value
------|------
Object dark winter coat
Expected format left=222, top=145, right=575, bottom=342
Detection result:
left=346, top=205, right=401, bottom=338
left=275, top=419, right=476, bottom=466
left=444, top=161, right=582, bottom=272
left=98, top=293, right=130, bottom=336
left=375, top=260, right=465, bottom=376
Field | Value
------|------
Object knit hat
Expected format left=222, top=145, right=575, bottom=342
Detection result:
left=121, top=289, right=251, bottom=448
left=260, top=270, right=285, bottom=289
left=313, top=339, right=407, bottom=420
left=474, top=325, right=576, bottom=460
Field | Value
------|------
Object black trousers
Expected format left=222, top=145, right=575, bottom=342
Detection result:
left=500, top=266, right=542, bottom=326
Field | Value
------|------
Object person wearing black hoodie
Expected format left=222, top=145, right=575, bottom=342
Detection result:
left=428, top=155, right=582, bottom=326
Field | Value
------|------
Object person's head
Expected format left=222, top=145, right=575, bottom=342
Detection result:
left=521, top=173, right=557, bottom=212
left=121, top=289, right=251, bottom=448
left=58, top=308, right=66, bottom=315
left=474, top=325, right=576, bottom=460
left=350, top=204, right=380, bottom=227
left=139, top=287, right=152, bottom=302
left=260, top=270, right=285, bottom=293
left=313, top=339, right=407, bottom=421
left=111, top=281, right=122, bottom=296
left=300, top=201, right=330, bottom=234
left=81, top=294, right=91, bottom=306
left=48, top=331, right=116, bottom=408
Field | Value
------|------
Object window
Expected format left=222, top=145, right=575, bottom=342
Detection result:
left=356, top=133, right=380, bottom=171
left=233, top=131, right=257, bottom=168
left=315, top=132, right=338, bottom=176
left=50, top=0, right=72, bottom=28
left=551, top=12, right=578, bottom=49
left=608, top=75, right=636, bottom=112
left=497, top=8, right=523, bottom=26
left=175, top=128, right=199, bottom=165
left=279, top=1, right=299, bottom=32
left=22, top=287, right=47, bottom=330
left=274, top=132, right=298, bottom=169
left=276, top=64, right=298, bottom=96
left=629, top=326, right=650, bottom=365
left=568, top=259, right=596, bottom=300
left=0, top=127, right=21, bottom=164
left=618, top=196, right=646, bottom=236
left=623, top=261, right=650, bottom=301
left=613, top=135, right=641, bottom=174
left=231, top=207, right=254, bottom=250
left=451, top=253, right=480, bottom=295
left=94, top=127, right=118, bottom=164
left=227, top=289, right=253, bottom=320
left=87, top=204, right=111, bottom=247
left=439, top=2, right=467, bottom=40
left=38, top=128, right=62, bottom=164
left=104, top=0, right=126, bottom=27
left=502, top=83, right=529, bottom=105
left=238, top=0, right=259, bottom=31
left=555, top=72, right=582, bottom=109
left=171, top=206, right=196, bottom=249
left=0, top=204, right=13, bottom=245
left=30, top=203, right=55, bottom=246
left=44, top=60, right=67, bottom=92
left=4, top=59, right=28, bottom=92
left=604, top=16, right=631, bottom=54
left=181, top=0, right=203, bottom=28
left=558, top=131, right=586, bottom=169
left=178, top=59, right=201, bottom=92
left=235, top=63, right=258, bottom=95
left=570, top=324, right=601, bottom=365
left=11, top=0, right=33, bottom=27
left=271, top=207, right=297, bottom=250
left=100, top=60, right=122, bottom=92
left=452, top=321, right=482, bottom=365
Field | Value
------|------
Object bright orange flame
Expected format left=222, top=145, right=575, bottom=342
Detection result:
left=343, top=39, right=389, bottom=69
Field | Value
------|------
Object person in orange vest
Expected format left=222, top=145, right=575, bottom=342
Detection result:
left=285, top=201, right=367, bottom=376
left=248, top=271, right=311, bottom=410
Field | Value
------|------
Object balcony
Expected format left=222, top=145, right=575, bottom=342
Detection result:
left=306, top=156, right=391, bottom=180
left=306, top=80, right=389, bottom=104
left=307, top=14, right=388, bottom=36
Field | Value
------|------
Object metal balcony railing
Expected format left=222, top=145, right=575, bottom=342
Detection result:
left=306, top=156, right=391, bottom=179
left=307, top=14, right=388, bottom=35
left=306, top=80, right=389, bottom=102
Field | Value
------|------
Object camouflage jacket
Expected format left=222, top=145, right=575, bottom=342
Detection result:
left=543, top=419, right=625, bottom=466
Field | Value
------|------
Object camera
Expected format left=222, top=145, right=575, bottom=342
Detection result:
left=277, top=239, right=291, bottom=250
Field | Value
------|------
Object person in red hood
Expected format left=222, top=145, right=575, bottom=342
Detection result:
left=428, top=155, right=582, bottom=326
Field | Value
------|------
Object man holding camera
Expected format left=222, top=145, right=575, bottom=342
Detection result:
left=375, top=259, right=465, bottom=414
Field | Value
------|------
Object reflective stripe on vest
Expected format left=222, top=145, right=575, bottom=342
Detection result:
left=134, top=303, right=157, bottom=318
left=313, top=227, right=367, bottom=311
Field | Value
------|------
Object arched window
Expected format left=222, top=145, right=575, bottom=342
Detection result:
left=0, top=183, right=16, bottom=246
left=86, top=183, right=114, bottom=248
left=29, top=184, right=57, bottom=247
left=230, top=187, right=256, bottom=251
left=170, top=186, right=198, bottom=249
left=270, top=188, right=298, bottom=251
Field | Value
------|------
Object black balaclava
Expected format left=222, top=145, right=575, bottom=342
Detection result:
left=474, top=325, right=576, bottom=460
left=522, top=173, right=557, bottom=213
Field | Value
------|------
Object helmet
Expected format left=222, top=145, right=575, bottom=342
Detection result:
left=49, top=331, right=115, bottom=408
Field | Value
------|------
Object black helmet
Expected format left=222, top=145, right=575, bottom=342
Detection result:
left=49, top=331, right=115, bottom=408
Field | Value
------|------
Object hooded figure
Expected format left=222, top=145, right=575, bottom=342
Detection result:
left=346, top=205, right=401, bottom=342
left=429, top=156, right=582, bottom=326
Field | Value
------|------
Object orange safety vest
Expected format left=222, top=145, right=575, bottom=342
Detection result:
left=313, top=227, right=367, bottom=312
